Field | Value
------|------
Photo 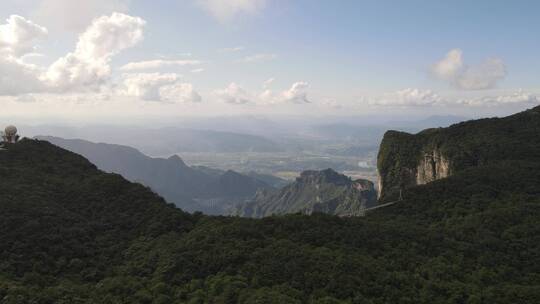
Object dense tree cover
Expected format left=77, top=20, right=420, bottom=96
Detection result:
left=1, top=105, right=540, bottom=303
left=378, top=105, right=540, bottom=200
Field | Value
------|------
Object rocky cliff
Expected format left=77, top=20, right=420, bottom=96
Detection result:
left=377, top=105, right=540, bottom=201
left=234, top=168, right=377, bottom=217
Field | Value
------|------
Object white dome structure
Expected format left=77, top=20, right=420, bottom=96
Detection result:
left=2, top=125, right=19, bottom=143
left=5, top=125, right=17, bottom=136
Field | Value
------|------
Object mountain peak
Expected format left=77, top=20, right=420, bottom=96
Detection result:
left=236, top=168, right=376, bottom=217
left=167, top=154, right=187, bottom=166
left=298, top=168, right=351, bottom=185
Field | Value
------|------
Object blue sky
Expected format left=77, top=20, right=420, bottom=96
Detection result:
left=0, top=0, right=539, bottom=122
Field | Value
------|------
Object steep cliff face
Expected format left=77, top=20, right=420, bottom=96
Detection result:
left=377, top=105, right=540, bottom=201
left=415, top=148, right=450, bottom=185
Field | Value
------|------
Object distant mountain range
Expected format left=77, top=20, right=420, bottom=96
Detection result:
left=235, top=168, right=377, bottom=217
left=3, top=107, right=540, bottom=302
left=38, top=136, right=376, bottom=217
left=37, top=136, right=280, bottom=214
left=24, top=127, right=283, bottom=156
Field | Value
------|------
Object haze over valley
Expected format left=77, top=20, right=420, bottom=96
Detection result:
left=1, top=1, right=540, bottom=303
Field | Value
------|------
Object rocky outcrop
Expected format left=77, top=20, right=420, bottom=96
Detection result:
left=234, top=168, right=377, bottom=217
left=415, top=148, right=450, bottom=185
left=377, top=105, right=540, bottom=201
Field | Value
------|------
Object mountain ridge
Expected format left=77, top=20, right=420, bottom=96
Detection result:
left=235, top=168, right=377, bottom=217
left=36, top=136, right=277, bottom=214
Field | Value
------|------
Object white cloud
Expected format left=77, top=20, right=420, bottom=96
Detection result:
left=369, top=88, right=444, bottom=107
left=0, top=15, right=48, bottom=96
left=0, top=56, right=45, bottom=95
left=191, top=68, right=205, bottom=73
left=160, top=83, right=202, bottom=103
left=258, top=89, right=274, bottom=103
left=45, top=12, right=146, bottom=92
left=120, top=73, right=201, bottom=103
left=214, top=81, right=310, bottom=105
left=33, top=0, right=130, bottom=31
left=367, top=88, right=540, bottom=108
left=20, top=52, right=46, bottom=62
left=262, top=77, right=274, bottom=89
left=197, top=0, right=266, bottom=22
left=432, top=49, right=463, bottom=82
left=219, top=46, right=245, bottom=53
left=0, top=15, right=48, bottom=57
left=240, top=53, right=276, bottom=63
left=257, top=81, right=311, bottom=104
left=282, top=82, right=310, bottom=103
left=0, top=13, right=147, bottom=97
left=455, top=58, right=506, bottom=90
left=120, top=59, right=203, bottom=71
left=215, top=82, right=252, bottom=104
left=432, top=49, right=507, bottom=90
left=457, top=90, right=539, bottom=107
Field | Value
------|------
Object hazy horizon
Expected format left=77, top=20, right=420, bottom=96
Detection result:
left=1, top=0, right=539, bottom=125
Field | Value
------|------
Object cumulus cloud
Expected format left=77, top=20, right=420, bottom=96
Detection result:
left=120, top=59, right=202, bottom=71
left=45, top=12, right=146, bottom=92
left=33, top=0, right=130, bottom=31
left=0, top=13, right=147, bottom=96
left=256, top=81, right=312, bottom=105
left=0, top=15, right=48, bottom=57
left=432, top=49, right=463, bottom=82
left=120, top=73, right=201, bottom=103
left=0, top=15, right=48, bottom=96
left=282, top=82, right=310, bottom=103
left=239, top=53, right=276, bottom=63
left=215, top=80, right=311, bottom=106
left=371, top=88, right=444, bottom=107
left=432, top=49, right=507, bottom=90
left=0, top=57, right=45, bottom=95
left=457, top=90, right=539, bottom=107
left=159, top=83, right=202, bottom=103
left=197, top=0, right=266, bottom=22
left=215, top=83, right=252, bottom=104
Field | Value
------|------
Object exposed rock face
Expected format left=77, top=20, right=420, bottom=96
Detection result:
left=415, top=149, right=450, bottom=185
left=234, top=168, right=377, bottom=217
left=377, top=105, right=540, bottom=201
left=377, top=132, right=456, bottom=201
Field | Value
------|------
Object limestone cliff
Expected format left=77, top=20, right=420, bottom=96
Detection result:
left=377, top=105, right=540, bottom=201
left=415, top=148, right=450, bottom=185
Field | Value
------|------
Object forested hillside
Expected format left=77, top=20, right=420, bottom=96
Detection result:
left=1, top=106, right=540, bottom=303
left=35, top=136, right=276, bottom=215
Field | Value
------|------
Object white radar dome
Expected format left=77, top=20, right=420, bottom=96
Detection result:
left=5, top=125, right=17, bottom=136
